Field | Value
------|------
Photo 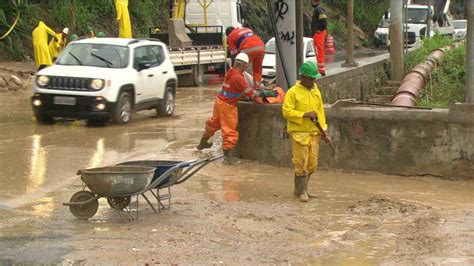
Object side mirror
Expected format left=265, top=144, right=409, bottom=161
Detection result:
left=306, top=52, right=316, bottom=58
left=384, top=11, right=389, bottom=20
left=138, top=61, right=151, bottom=71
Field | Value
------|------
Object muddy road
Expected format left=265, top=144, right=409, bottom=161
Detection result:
left=0, top=83, right=473, bottom=264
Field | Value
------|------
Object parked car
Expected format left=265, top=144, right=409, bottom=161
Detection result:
left=262, top=37, right=317, bottom=82
left=453, top=19, right=467, bottom=40
left=31, top=38, right=177, bottom=125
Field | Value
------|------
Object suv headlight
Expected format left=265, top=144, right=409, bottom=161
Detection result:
left=36, top=75, right=49, bottom=87
left=91, top=79, right=105, bottom=90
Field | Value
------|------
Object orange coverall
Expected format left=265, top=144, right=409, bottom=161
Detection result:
left=202, top=68, right=253, bottom=150
left=227, top=28, right=265, bottom=88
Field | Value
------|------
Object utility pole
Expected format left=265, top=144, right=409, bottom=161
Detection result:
left=295, top=0, right=304, bottom=69
left=390, top=0, right=404, bottom=81
left=70, top=0, right=75, bottom=32
left=427, top=0, right=432, bottom=38
left=341, top=0, right=358, bottom=67
left=466, top=0, right=474, bottom=103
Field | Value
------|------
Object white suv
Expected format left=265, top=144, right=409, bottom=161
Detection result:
left=31, top=38, right=177, bottom=125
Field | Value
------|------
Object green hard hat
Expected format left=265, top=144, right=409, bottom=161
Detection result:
left=97, top=31, right=106, bottom=37
left=68, top=34, right=79, bottom=41
left=299, top=60, right=321, bottom=79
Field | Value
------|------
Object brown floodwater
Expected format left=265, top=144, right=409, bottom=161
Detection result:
left=0, top=78, right=473, bottom=264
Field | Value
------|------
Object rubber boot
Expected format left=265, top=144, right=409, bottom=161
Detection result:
left=197, top=137, right=213, bottom=150
left=223, top=149, right=241, bottom=166
left=306, top=175, right=318, bottom=198
left=297, top=175, right=309, bottom=202
left=293, top=174, right=302, bottom=197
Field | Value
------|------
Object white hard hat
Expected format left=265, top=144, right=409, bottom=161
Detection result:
left=235, top=53, right=249, bottom=64
left=63, top=27, right=70, bottom=34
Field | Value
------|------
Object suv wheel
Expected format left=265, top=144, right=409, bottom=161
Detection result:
left=113, top=92, right=132, bottom=125
left=34, top=113, right=54, bottom=124
left=156, top=88, right=175, bottom=117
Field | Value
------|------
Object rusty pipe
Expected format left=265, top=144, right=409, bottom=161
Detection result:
left=392, top=47, right=447, bottom=106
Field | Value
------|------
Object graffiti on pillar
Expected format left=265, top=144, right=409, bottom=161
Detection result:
left=280, top=31, right=295, bottom=45
left=274, top=0, right=289, bottom=23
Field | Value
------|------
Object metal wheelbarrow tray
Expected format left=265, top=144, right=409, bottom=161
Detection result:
left=63, top=155, right=222, bottom=220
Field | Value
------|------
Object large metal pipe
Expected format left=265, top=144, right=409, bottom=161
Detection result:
left=392, top=48, right=447, bottom=106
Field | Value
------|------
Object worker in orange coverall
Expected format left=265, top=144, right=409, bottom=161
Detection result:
left=197, top=53, right=277, bottom=165
left=226, top=26, right=265, bottom=89
left=311, top=0, right=328, bottom=76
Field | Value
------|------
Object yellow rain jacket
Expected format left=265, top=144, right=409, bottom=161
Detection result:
left=282, top=81, right=327, bottom=145
left=32, top=21, right=56, bottom=68
left=115, top=0, right=132, bottom=38
left=48, top=33, right=65, bottom=61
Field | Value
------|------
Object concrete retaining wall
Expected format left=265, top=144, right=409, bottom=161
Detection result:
left=235, top=102, right=474, bottom=180
left=319, top=54, right=390, bottom=103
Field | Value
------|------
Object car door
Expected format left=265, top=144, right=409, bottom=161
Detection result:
left=305, top=39, right=317, bottom=63
left=133, top=46, right=155, bottom=103
left=145, top=45, right=167, bottom=101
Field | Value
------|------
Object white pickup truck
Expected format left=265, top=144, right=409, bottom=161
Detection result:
left=31, top=38, right=177, bottom=125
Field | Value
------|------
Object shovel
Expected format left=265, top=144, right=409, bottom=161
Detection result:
left=312, top=119, right=337, bottom=155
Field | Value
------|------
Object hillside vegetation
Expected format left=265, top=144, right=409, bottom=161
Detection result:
left=0, top=0, right=467, bottom=61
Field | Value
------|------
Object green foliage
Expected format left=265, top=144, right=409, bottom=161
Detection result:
left=327, top=19, right=346, bottom=41
left=418, top=43, right=466, bottom=108
left=404, top=35, right=454, bottom=71
left=324, top=0, right=389, bottom=36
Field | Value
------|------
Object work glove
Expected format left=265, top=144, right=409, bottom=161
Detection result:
left=259, top=90, right=278, bottom=98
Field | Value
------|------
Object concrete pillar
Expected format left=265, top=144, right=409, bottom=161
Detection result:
left=341, top=0, right=358, bottom=67
left=389, top=0, right=404, bottom=81
left=275, top=0, right=296, bottom=90
left=295, top=0, right=304, bottom=70
left=466, top=0, right=474, bottom=103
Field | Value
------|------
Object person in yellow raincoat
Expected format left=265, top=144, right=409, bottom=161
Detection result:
left=282, top=60, right=330, bottom=202
left=32, top=21, right=57, bottom=70
left=115, top=0, right=132, bottom=38
left=48, top=27, right=69, bottom=61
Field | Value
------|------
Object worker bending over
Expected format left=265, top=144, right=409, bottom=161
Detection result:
left=197, top=53, right=277, bottom=165
left=226, top=26, right=265, bottom=89
left=282, top=61, right=330, bottom=202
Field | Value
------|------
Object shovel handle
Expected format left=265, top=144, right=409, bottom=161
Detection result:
left=313, top=119, right=337, bottom=153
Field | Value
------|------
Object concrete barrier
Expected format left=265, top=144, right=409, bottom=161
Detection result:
left=235, top=102, right=474, bottom=180
left=321, top=53, right=390, bottom=103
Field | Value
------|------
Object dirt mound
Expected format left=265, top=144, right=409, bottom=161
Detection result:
left=348, top=196, right=425, bottom=219
left=395, top=215, right=444, bottom=257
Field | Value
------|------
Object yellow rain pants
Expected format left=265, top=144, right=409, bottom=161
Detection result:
left=115, top=0, right=132, bottom=38
left=32, top=21, right=56, bottom=68
left=290, top=133, right=320, bottom=176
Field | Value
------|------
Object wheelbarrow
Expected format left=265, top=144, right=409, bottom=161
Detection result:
left=63, top=155, right=222, bottom=220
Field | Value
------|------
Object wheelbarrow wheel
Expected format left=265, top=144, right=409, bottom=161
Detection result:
left=107, top=196, right=131, bottom=210
left=69, top=191, right=99, bottom=220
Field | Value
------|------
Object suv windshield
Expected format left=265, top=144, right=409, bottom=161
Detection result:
left=57, top=43, right=129, bottom=68
left=265, top=40, right=275, bottom=54
left=406, top=8, right=429, bottom=24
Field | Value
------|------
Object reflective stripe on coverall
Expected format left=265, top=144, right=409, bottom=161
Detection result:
left=32, top=21, right=56, bottom=68
left=282, top=81, right=327, bottom=176
left=228, top=28, right=265, bottom=88
left=116, top=0, right=132, bottom=38
left=203, top=68, right=253, bottom=150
